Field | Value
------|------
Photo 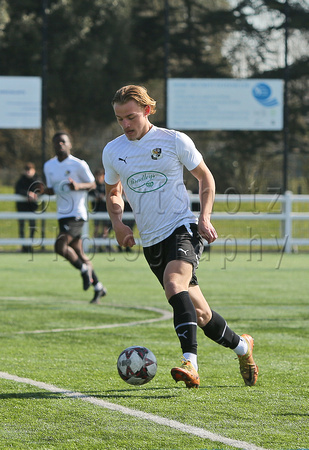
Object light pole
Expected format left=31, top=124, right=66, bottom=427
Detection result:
left=41, top=0, right=48, bottom=172
left=283, top=0, right=289, bottom=193
left=164, top=0, right=170, bottom=127
left=41, top=0, right=48, bottom=247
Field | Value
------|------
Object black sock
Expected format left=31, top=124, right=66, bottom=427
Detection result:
left=168, top=291, right=197, bottom=355
left=72, top=258, right=83, bottom=270
left=202, top=310, right=240, bottom=349
left=92, top=270, right=99, bottom=286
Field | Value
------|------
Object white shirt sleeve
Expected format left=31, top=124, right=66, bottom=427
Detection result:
left=102, top=144, right=120, bottom=185
left=43, top=161, right=52, bottom=189
left=78, top=160, right=95, bottom=183
left=175, top=131, right=203, bottom=171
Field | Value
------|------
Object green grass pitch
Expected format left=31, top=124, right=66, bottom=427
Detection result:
left=0, top=250, right=308, bottom=449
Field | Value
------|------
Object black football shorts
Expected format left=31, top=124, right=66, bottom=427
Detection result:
left=58, top=217, right=85, bottom=239
left=143, top=223, right=203, bottom=287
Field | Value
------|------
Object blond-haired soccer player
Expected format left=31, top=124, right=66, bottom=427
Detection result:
left=103, top=85, right=258, bottom=388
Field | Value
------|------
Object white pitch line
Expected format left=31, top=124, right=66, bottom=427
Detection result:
left=0, top=371, right=269, bottom=450
left=0, top=298, right=172, bottom=335
left=14, top=307, right=172, bottom=335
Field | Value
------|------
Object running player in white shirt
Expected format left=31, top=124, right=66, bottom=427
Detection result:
left=43, top=132, right=107, bottom=304
left=103, top=85, right=258, bottom=388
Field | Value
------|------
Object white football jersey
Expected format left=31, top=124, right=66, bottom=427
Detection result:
left=103, top=126, right=202, bottom=246
left=44, top=155, right=94, bottom=220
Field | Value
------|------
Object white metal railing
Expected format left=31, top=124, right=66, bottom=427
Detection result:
left=0, top=192, right=308, bottom=253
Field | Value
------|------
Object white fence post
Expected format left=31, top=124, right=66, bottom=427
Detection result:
left=283, top=191, right=293, bottom=254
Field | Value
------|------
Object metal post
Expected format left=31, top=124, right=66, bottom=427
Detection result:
left=283, top=0, right=289, bottom=193
left=41, top=0, right=48, bottom=171
left=41, top=0, right=48, bottom=249
left=164, top=0, right=170, bottom=127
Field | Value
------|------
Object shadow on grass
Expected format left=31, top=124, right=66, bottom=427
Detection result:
left=0, top=384, right=241, bottom=401
left=0, top=392, right=72, bottom=400
left=0, top=389, right=176, bottom=401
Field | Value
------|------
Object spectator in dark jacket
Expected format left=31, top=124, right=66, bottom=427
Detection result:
left=15, top=162, right=39, bottom=252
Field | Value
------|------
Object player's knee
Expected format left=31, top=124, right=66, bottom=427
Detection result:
left=54, top=238, right=66, bottom=256
left=196, top=308, right=212, bottom=328
left=164, top=279, right=186, bottom=300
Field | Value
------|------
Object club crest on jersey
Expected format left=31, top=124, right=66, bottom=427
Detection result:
left=151, top=148, right=162, bottom=160
left=65, top=170, right=71, bottom=176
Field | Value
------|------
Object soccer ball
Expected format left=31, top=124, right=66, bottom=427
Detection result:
left=117, top=346, right=157, bottom=385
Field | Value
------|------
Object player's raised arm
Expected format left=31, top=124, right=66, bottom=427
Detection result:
left=105, top=181, right=135, bottom=248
